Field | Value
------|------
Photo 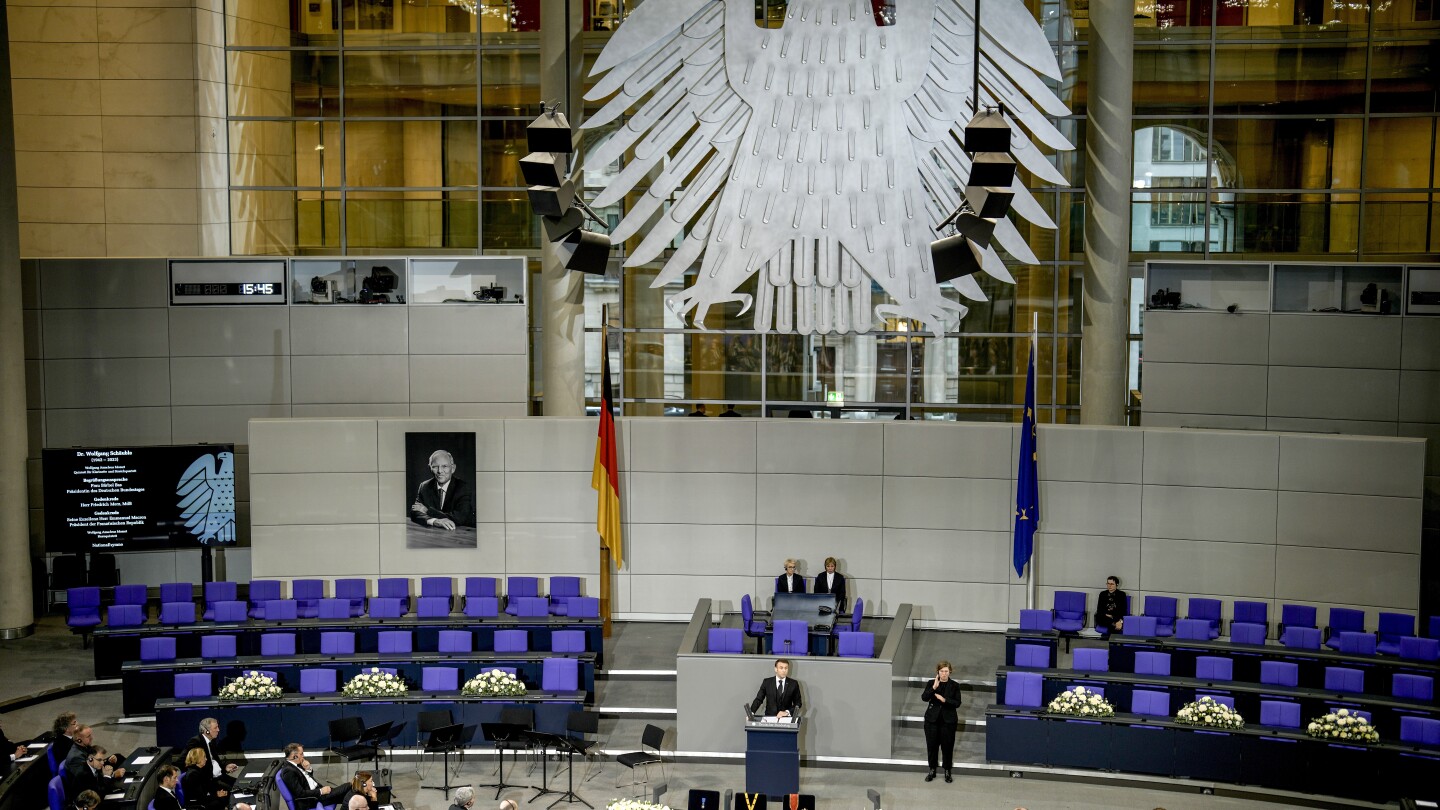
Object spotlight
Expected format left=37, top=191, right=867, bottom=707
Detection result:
left=560, top=229, right=612, bottom=275
left=541, top=207, right=584, bottom=243
left=965, top=185, right=1014, bottom=219
left=968, top=153, right=1016, bottom=187
left=930, top=232, right=985, bottom=284
left=526, top=180, right=575, bottom=218
left=526, top=107, right=573, bottom=154
left=964, top=109, right=1012, bottom=153
left=520, top=151, right=567, bottom=187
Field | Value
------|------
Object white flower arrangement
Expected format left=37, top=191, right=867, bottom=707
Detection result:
left=1044, top=685, right=1115, bottom=718
left=341, top=668, right=409, bottom=698
left=605, top=801, right=670, bottom=810
left=461, top=669, right=527, bottom=697
left=218, top=671, right=283, bottom=701
left=1174, top=696, right=1245, bottom=730
left=1306, top=708, right=1380, bottom=744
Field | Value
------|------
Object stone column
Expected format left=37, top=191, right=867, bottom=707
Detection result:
left=539, top=0, right=586, bottom=416
left=1079, top=0, right=1132, bottom=425
left=0, top=2, right=35, bottom=637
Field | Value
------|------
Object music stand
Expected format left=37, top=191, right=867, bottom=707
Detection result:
left=521, top=731, right=565, bottom=804
left=546, top=732, right=594, bottom=809
left=420, top=724, right=465, bottom=794
left=358, top=721, right=394, bottom=778
left=478, top=722, right=526, bottom=799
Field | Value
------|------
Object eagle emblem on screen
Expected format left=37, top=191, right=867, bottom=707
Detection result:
left=583, top=0, right=1071, bottom=336
left=177, top=451, right=237, bottom=546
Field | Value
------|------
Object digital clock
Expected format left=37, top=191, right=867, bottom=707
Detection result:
left=173, top=282, right=281, bottom=296
left=170, top=260, right=287, bottom=306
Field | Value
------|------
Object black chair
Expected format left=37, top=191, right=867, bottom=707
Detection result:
left=48, top=554, right=87, bottom=609
left=615, top=724, right=665, bottom=796
left=564, top=711, right=602, bottom=785
left=88, top=553, right=119, bottom=587
left=328, top=717, right=378, bottom=775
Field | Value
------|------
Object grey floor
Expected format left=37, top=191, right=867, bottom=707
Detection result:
left=0, top=616, right=1376, bottom=810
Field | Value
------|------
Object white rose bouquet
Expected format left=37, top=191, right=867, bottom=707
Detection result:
left=1174, top=696, right=1244, bottom=730
left=218, top=671, right=283, bottom=701
left=1044, top=685, right=1115, bottom=717
left=1306, top=708, right=1379, bottom=743
left=461, top=669, right=527, bottom=697
left=341, top=668, right=409, bottom=698
left=605, top=801, right=671, bottom=810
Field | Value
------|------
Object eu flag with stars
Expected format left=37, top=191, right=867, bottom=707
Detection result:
left=1013, top=343, right=1039, bottom=577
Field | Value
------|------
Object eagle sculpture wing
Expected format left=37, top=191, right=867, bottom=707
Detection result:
left=176, top=451, right=237, bottom=546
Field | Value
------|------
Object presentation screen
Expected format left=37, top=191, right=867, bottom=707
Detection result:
left=43, top=445, right=238, bottom=553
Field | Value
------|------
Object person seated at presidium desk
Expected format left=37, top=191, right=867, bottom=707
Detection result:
left=811, top=557, right=846, bottom=607
left=410, top=450, right=476, bottom=531
left=921, top=660, right=962, bottom=784
left=749, top=659, right=803, bottom=718
left=1095, top=575, right=1127, bottom=635
left=775, top=560, right=806, bottom=594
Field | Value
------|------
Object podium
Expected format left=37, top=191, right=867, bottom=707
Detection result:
left=744, top=718, right=800, bottom=797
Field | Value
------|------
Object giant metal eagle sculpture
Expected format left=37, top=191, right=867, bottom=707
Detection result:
left=177, top=450, right=237, bottom=546
left=583, top=0, right=1072, bottom=336
left=581, top=0, right=1071, bottom=335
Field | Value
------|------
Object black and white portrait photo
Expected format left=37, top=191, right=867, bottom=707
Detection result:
left=404, top=432, right=477, bottom=549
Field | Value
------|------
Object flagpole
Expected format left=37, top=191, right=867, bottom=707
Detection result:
left=1026, top=312, right=1037, bottom=610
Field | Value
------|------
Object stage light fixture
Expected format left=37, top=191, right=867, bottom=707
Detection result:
left=520, top=151, right=567, bottom=187
left=964, top=109, right=1012, bottom=153
left=526, top=180, right=575, bottom=218
left=541, top=208, right=585, bottom=243
left=526, top=107, right=574, bottom=154
left=965, top=185, right=1014, bottom=219
left=560, top=229, right=612, bottom=275
left=930, top=232, right=986, bottom=284
left=968, top=153, right=1016, bottom=187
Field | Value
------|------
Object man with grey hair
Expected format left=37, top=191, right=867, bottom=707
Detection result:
left=410, top=449, right=475, bottom=530
left=447, top=786, right=475, bottom=810
left=184, top=718, right=238, bottom=784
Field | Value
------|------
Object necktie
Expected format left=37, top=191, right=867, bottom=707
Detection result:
left=778, top=679, right=784, bottom=692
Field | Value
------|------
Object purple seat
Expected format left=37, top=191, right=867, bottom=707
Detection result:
left=1325, top=608, right=1366, bottom=650
left=320, top=631, right=355, bottom=655
left=1259, top=700, right=1300, bottom=728
left=1073, top=648, right=1108, bottom=672
left=1018, top=609, right=1052, bottom=631
left=1125, top=616, right=1158, bottom=637
left=483, top=666, right=519, bottom=677
left=378, top=631, right=412, bottom=654
left=741, top=594, right=768, bottom=648
left=1131, top=689, right=1169, bottom=717
left=1324, top=666, right=1364, bottom=694
left=67, top=587, right=102, bottom=628
left=542, top=657, right=580, bottom=691
left=771, top=620, right=809, bottom=655
left=505, top=577, right=541, bottom=615
left=551, top=630, right=586, bottom=653
left=494, top=629, right=528, bottom=653
left=464, top=596, right=499, bottom=618
left=1279, top=603, right=1317, bottom=635
left=160, top=601, right=196, bottom=625
left=1281, top=626, right=1321, bottom=650
left=48, top=774, right=64, bottom=810
left=174, top=673, right=212, bottom=698
left=550, top=576, right=583, bottom=615
left=264, top=599, right=298, bottom=621
left=369, top=597, right=403, bottom=619
left=464, top=576, right=498, bottom=601
left=1377, top=612, right=1415, bottom=656
left=837, top=631, right=874, bottom=658
left=568, top=596, right=600, bottom=618
left=422, top=667, right=459, bottom=691
left=1142, top=596, right=1177, bottom=637
left=1004, top=671, right=1043, bottom=707
left=161, top=582, right=193, bottom=604
left=421, top=577, right=453, bottom=599
left=1393, top=673, right=1434, bottom=701
left=1232, top=601, right=1267, bottom=632
left=200, top=635, right=237, bottom=659
left=213, top=600, right=247, bottom=622
left=844, top=597, right=864, bottom=633
left=1013, top=644, right=1049, bottom=669
left=318, top=598, right=350, bottom=619
left=438, top=630, right=473, bottom=653
left=378, top=578, right=410, bottom=613
left=114, top=583, right=148, bottom=607
left=1336, top=631, right=1376, bottom=656
left=1135, top=651, right=1170, bottom=676
left=1260, top=660, right=1298, bottom=687
left=1185, top=599, right=1222, bottom=639
left=248, top=580, right=282, bottom=618
left=1429, top=616, right=1440, bottom=639
left=1400, top=636, right=1440, bottom=662
left=1195, top=656, right=1232, bottom=681
left=202, top=581, right=237, bottom=620
left=1400, top=717, right=1440, bottom=746
left=707, top=628, right=743, bottom=654
left=261, top=633, right=296, bottom=657
left=141, top=637, right=177, bottom=661
left=1230, top=621, right=1267, bottom=645
left=1051, top=591, right=1086, bottom=633
left=417, top=596, right=451, bottom=618
left=1197, top=693, right=1235, bottom=709
left=293, top=579, right=325, bottom=618
left=300, top=668, right=337, bottom=694
left=513, top=596, right=549, bottom=617
left=108, top=603, right=145, bottom=627
left=336, top=579, right=367, bottom=617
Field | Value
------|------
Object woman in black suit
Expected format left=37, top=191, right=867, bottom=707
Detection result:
left=1094, top=575, right=1127, bottom=636
left=921, top=660, right=962, bottom=783
left=180, top=748, right=228, bottom=810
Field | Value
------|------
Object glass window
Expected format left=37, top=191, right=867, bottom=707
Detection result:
left=1365, top=117, right=1437, bottom=189
left=1218, top=192, right=1360, bottom=254
left=1212, top=117, right=1362, bottom=189
left=229, top=50, right=338, bottom=118
left=480, top=52, right=541, bottom=116
left=345, top=191, right=478, bottom=249
left=481, top=190, right=538, bottom=249
left=1370, top=39, right=1440, bottom=113
left=1363, top=193, right=1435, bottom=253
left=1135, top=45, right=1211, bottom=115
left=342, top=51, right=478, bottom=116
left=1213, top=43, right=1368, bottom=115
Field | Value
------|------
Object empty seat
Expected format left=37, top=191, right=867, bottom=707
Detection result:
left=174, top=673, right=212, bottom=699
left=1131, top=689, right=1169, bottom=717
left=140, top=637, right=177, bottom=661
left=107, top=604, right=145, bottom=627
left=159, top=602, right=196, bottom=625
left=368, top=597, right=403, bottom=619
left=567, top=597, right=600, bottom=618
left=321, top=632, right=355, bottom=655
left=1018, top=609, right=1052, bottom=632
left=551, top=630, right=587, bottom=653
left=512, top=596, right=549, bottom=618
left=1175, top=618, right=1211, bottom=641
left=438, top=630, right=473, bottom=653
left=837, top=632, right=875, bottom=658
left=1325, top=608, right=1366, bottom=650
left=1142, top=596, right=1177, bottom=637
left=494, top=630, right=528, bottom=653
left=1232, top=601, right=1268, bottom=632
left=505, top=577, right=541, bottom=615
left=1186, top=599, right=1222, bottom=639
left=1073, top=648, right=1108, bottom=672
left=202, top=581, right=237, bottom=620
left=1394, top=673, right=1434, bottom=702
left=416, top=597, right=451, bottom=618
left=1336, top=631, right=1376, bottom=656
left=335, top=579, right=367, bottom=616
left=1013, top=644, right=1049, bottom=669
left=160, top=582, right=193, bottom=605
left=378, top=631, right=412, bottom=654
left=1259, top=700, right=1300, bottom=728
left=464, top=576, right=498, bottom=601
left=1051, top=591, right=1086, bottom=634
left=772, top=620, right=809, bottom=655
left=1135, top=651, right=1171, bottom=677
left=422, top=667, right=459, bottom=691
left=1400, top=636, right=1440, bottom=662
left=543, top=658, right=581, bottom=692
left=1260, top=661, right=1299, bottom=687
left=377, top=578, right=410, bottom=612
left=1324, top=666, right=1364, bottom=694
left=293, top=579, right=325, bottom=618
left=1230, top=621, right=1267, bottom=646
left=260, top=633, right=296, bottom=657
left=420, top=577, right=453, bottom=599
left=1195, top=656, right=1233, bottom=681
left=549, top=577, right=583, bottom=615
left=1197, top=693, right=1235, bottom=709
left=300, top=669, right=337, bottom=694
left=200, top=635, right=237, bottom=659
left=113, top=583, right=148, bottom=607
left=1125, top=616, right=1158, bottom=637
left=1279, top=603, right=1317, bottom=635
left=464, top=596, right=499, bottom=618
left=707, top=628, right=743, bottom=654
left=1400, top=717, right=1440, bottom=746
left=317, top=598, right=350, bottom=619
left=1377, top=612, right=1416, bottom=656
left=248, top=580, right=282, bottom=618
left=264, top=599, right=298, bottom=621
left=213, top=600, right=247, bottom=622
left=66, top=588, right=102, bottom=629
left=1003, top=671, right=1043, bottom=707
left=1281, top=626, right=1321, bottom=650
left=1430, top=615, right=1440, bottom=639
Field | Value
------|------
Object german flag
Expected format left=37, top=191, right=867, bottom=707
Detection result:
left=591, top=346, right=622, bottom=568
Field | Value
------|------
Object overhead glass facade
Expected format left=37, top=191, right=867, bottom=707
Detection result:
left=225, top=0, right=1439, bottom=419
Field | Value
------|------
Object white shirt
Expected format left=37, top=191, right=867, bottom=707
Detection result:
left=203, top=738, right=220, bottom=777
left=290, top=761, right=319, bottom=790
left=823, top=572, right=833, bottom=590
left=436, top=481, right=450, bottom=508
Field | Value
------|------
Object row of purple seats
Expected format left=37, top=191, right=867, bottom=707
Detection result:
left=140, top=628, right=591, bottom=661
left=705, top=627, right=875, bottom=658
left=173, top=658, right=583, bottom=700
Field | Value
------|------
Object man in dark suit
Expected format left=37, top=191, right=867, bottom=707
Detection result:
left=278, top=743, right=336, bottom=810
left=811, top=557, right=846, bottom=610
left=749, top=659, right=803, bottom=718
left=409, top=450, right=476, bottom=530
left=152, top=766, right=182, bottom=810
left=775, top=560, right=805, bottom=594
left=183, top=718, right=238, bottom=786
left=63, top=727, right=123, bottom=792
left=0, top=718, right=26, bottom=778
left=63, top=747, right=123, bottom=797
left=49, top=712, right=78, bottom=765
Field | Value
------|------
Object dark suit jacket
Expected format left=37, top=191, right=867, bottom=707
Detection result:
left=62, top=762, right=114, bottom=799
left=182, top=736, right=233, bottom=778
left=811, top=571, right=846, bottom=606
left=181, top=765, right=227, bottom=810
left=1095, top=589, right=1128, bottom=631
left=152, top=788, right=182, bottom=810
left=921, top=678, right=962, bottom=725
left=774, top=574, right=805, bottom=594
left=749, top=677, right=802, bottom=716
left=0, top=727, right=17, bottom=779
left=410, top=477, right=476, bottom=528
left=50, top=736, right=74, bottom=766
left=279, top=762, right=331, bottom=810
